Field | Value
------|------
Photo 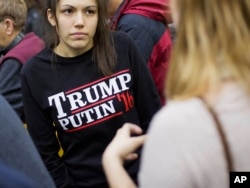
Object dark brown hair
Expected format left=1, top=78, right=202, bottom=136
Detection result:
left=43, top=0, right=117, bottom=76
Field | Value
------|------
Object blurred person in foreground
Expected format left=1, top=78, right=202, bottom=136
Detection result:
left=103, top=0, right=250, bottom=187
left=0, top=94, right=55, bottom=187
left=0, top=0, right=44, bottom=121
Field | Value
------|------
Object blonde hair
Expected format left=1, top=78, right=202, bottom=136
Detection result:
left=166, top=0, right=250, bottom=100
left=0, top=0, right=27, bottom=29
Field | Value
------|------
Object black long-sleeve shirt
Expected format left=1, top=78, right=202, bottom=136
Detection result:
left=21, top=31, right=161, bottom=187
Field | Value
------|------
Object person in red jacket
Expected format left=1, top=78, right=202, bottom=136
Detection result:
left=0, top=0, right=44, bottom=120
left=107, top=0, right=173, bottom=105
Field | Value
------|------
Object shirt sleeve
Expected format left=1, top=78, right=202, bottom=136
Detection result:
left=126, top=34, right=161, bottom=132
left=0, top=59, right=23, bottom=118
left=116, top=15, right=154, bottom=64
left=21, top=74, right=75, bottom=187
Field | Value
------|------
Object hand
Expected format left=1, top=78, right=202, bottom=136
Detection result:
left=103, top=123, right=146, bottom=164
left=103, top=123, right=144, bottom=188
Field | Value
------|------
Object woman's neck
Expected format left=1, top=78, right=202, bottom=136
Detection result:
left=203, top=79, right=236, bottom=106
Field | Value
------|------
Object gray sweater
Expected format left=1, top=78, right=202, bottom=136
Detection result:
left=139, top=83, right=250, bottom=188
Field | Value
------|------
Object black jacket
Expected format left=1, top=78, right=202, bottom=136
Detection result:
left=110, top=0, right=172, bottom=104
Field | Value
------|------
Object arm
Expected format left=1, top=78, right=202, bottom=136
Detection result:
left=0, top=59, right=23, bottom=118
left=117, top=15, right=155, bottom=64
left=103, top=123, right=146, bottom=188
left=117, top=15, right=167, bottom=105
left=21, top=74, right=74, bottom=187
left=127, top=34, right=162, bottom=131
left=117, top=14, right=169, bottom=65
left=0, top=94, right=56, bottom=187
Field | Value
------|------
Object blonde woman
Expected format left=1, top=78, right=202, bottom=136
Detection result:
left=103, top=0, right=250, bottom=187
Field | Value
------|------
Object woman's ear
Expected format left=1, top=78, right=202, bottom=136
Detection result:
left=47, top=9, right=56, bottom=26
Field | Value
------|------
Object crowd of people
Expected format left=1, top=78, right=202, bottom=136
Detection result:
left=0, top=0, right=249, bottom=187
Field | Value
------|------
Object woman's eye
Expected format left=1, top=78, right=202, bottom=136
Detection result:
left=86, top=10, right=96, bottom=15
left=63, top=9, right=73, bottom=14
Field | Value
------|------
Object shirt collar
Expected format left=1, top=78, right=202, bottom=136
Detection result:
left=0, top=32, right=24, bottom=57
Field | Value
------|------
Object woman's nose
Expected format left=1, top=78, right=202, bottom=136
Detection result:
left=75, top=12, right=85, bottom=27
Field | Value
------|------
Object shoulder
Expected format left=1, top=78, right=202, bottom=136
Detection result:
left=111, top=31, right=138, bottom=55
left=28, top=47, right=50, bottom=61
left=21, top=48, right=51, bottom=73
left=22, top=33, right=44, bottom=48
left=139, top=98, right=227, bottom=187
left=119, top=14, right=161, bottom=28
left=150, top=98, right=207, bottom=129
left=112, top=31, right=134, bottom=44
left=146, top=97, right=215, bottom=148
left=118, top=14, right=166, bottom=35
left=118, top=14, right=149, bottom=26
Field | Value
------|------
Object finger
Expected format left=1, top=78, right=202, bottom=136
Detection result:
left=123, top=123, right=144, bottom=135
left=131, top=135, right=147, bottom=149
left=124, top=135, right=147, bottom=161
left=124, top=153, right=138, bottom=161
left=123, top=135, right=147, bottom=156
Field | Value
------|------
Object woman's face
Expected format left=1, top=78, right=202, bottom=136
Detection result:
left=48, top=0, right=98, bottom=57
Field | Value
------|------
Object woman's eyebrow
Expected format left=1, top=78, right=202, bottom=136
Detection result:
left=60, top=4, right=97, bottom=8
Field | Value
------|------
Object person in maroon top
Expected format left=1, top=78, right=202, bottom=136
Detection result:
left=0, top=0, right=44, bottom=120
left=107, top=0, right=173, bottom=105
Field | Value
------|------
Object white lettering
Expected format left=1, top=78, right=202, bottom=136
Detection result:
left=58, top=118, right=70, bottom=130
left=81, top=109, right=95, bottom=123
left=117, top=73, right=131, bottom=91
left=48, top=92, right=67, bottom=118
left=101, top=101, right=115, bottom=116
left=234, top=176, right=247, bottom=183
left=83, top=86, right=99, bottom=103
left=57, top=100, right=116, bottom=130
left=98, top=77, right=122, bottom=98
left=67, top=92, right=86, bottom=111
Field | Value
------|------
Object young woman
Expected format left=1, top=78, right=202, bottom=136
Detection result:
left=103, top=0, right=250, bottom=187
left=21, top=0, right=161, bottom=187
